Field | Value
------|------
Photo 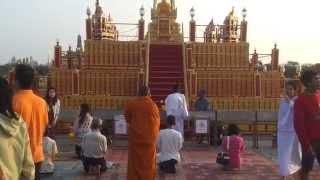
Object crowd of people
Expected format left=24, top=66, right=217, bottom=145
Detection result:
left=0, top=64, right=59, bottom=180
left=0, top=63, right=318, bottom=180
left=277, top=69, right=320, bottom=180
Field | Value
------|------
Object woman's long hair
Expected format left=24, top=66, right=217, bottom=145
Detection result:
left=79, top=103, right=91, bottom=127
left=0, top=78, right=18, bottom=120
left=45, top=87, right=58, bottom=106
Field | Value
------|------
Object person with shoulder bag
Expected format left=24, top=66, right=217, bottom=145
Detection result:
left=216, top=135, right=230, bottom=166
left=217, top=124, right=245, bottom=170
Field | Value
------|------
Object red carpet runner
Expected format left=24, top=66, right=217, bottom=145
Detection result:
left=148, top=43, right=185, bottom=106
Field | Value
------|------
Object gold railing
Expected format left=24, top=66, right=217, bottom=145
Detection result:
left=60, top=95, right=135, bottom=110
left=181, top=23, right=189, bottom=106
left=190, top=97, right=280, bottom=111
left=145, top=27, right=151, bottom=86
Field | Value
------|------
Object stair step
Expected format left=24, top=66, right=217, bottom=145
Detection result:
left=150, top=76, right=184, bottom=79
left=150, top=70, right=184, bottom=73
left=149, top=79, right=184, bottom=84
left=149, top=84, right=184, bottom=90
left=149, top=81, right=183, bottom=86
left=150, top=72, right=183, bottom=77
left=150, top=48, right=182, bottom=53
left=149, top=61, right=183, bottom=66
left=150, top=66, right=183, bottom=71
left=150, top=55, right=182, bottom=59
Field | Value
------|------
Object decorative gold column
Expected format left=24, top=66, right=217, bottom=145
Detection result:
left=271, top=44, right=279, bottom=71
left=189, top=20, right=196, bottom=42
left=189, top=7, right=196, bottom=42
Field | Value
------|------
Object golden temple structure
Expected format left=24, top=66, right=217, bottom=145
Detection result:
left=49, top=0, right=283, bottom=111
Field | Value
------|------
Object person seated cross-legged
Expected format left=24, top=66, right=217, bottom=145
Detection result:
left=81, top=118, right=108, bottom=174
left=157, top=115, right=184, bottom=174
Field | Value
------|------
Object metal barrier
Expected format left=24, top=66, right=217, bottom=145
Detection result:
left=56, top=109, right=278, bottom=149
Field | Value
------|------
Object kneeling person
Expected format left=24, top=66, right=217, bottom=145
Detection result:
left=157, top=115, right=183, bottom=173
left=81, top=118, right=108, bottom=173
left=40, top=127, right=59, bottom=174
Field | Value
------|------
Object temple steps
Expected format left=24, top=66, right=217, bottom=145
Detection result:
left=148, top=43, right=185, bottom=106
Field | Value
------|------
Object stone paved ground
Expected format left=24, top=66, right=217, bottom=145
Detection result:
left=41, top=135, right=320, bottom=180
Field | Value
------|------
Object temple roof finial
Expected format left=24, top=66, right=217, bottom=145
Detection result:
left=86, top=6, right=91, bottom=16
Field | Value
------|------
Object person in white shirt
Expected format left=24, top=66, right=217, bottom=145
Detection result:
left=157, top=115, right=183, bottom=174
left=40, top=128, right=58, bottom=174
left=165, top=84, right=189, bottom=136
left=277, top=81, right=301, bottom=179
left=81, top=118, right=108, bottom=173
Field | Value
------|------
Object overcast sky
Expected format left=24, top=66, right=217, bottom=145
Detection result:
left=0, top=0, right=319, bottom=64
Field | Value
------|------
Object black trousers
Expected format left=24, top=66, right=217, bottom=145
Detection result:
left=47, top=127, right=55, bottom=139
left=35, top=162, right=42, bottom=180
left=75, top=145, right=82, bottom=158
left=301, top=140, right=320, bottom=174
left=159, top=159, right=178, bottom=174
left=81, top=156, right=107, bottom=173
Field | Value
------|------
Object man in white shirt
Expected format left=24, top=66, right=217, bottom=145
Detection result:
left=157, top=115, right=184, bottom=174
left=165, top=84, right=189, bottom=136
left=81, top=118, right=108, bottom=173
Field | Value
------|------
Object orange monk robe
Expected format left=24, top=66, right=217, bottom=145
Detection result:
left=125, top=96, right=160, bottom=180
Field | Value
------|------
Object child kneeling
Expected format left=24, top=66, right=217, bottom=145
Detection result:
left=157, top=115, right=183, bottom=173
left=81, top=118, right=108, bottom=173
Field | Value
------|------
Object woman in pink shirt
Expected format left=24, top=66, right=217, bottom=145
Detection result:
left=222, top=124, right=245, bottom=170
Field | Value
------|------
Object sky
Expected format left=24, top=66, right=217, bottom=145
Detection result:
left=0, top=0, right=319, bottom=65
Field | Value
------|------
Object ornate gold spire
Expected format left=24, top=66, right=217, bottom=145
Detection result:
left=86, top=6, right=91, bottom=17
left=95, top=0, right=103, bottom=16
left=223, top=7, right=239, bottom=42
left=149, top=0, right=181, bottom=42
left=87, top=0, right=118, bottom=40
left=157, top=0, right=171, bottom=16
left=226, top=7, right=236, bottom=20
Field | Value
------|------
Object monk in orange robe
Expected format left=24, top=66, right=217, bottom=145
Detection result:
left=125, top=86, right=160, bottom=180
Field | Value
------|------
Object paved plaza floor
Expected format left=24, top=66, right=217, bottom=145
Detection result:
left=41, top=135, right=320, bottom=180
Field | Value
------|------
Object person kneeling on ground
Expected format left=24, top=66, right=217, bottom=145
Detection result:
left=81, top=118, right=108, bottom=173
left=73, top=103, right=93, bottom=158
left=221, top=124, right=245, bottom=170
left=157, top=115, right=184, bottom=174
left=40, top=127, right=59, bottom=174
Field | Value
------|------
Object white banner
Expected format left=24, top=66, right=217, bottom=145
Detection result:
left=195, top=119, right=208, bottom=134
left=114, top=115, right=127, bottom=135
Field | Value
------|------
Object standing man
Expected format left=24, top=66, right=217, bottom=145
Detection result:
left=294, top=69, right=320, bottom=180
left=194, top=90, right=211, bottom=144
left=194, top=89, right=210, bottom=111
left=125, top=86, right=160, bottom=180
left=165, top=84, right=189, bottom=136
left=13, top=64, right=49, bottom=180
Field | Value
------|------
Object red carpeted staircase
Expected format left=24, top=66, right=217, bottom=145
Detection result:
left=148, top=44, right=185, bottom=106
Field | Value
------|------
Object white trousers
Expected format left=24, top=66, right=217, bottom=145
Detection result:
left=277, top=131, right=302, bottom=176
